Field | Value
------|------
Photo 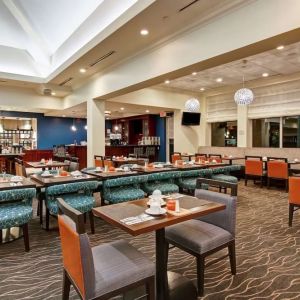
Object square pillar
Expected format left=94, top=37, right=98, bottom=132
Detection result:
left=87, top=98, right=105, bottom=166
left=237, top=105, right=250, bottom=147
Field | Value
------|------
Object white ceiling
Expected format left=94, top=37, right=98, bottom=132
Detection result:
left=0, top=0, right=150, bottom=81
left=159, top=41, right=300, bottom=92
left=44, top=101, right=171, bottom=119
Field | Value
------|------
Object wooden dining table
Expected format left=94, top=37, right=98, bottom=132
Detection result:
left=93, top=196, right=225, bottom=300
left=25, top=160, right=70, bottom=171
left=112, top=158, right=146, bottom=167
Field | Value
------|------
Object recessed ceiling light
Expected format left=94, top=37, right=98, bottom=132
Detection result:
left=79, top=68, right=86, bottom=73
left=216, top=78, right=223, bottom=82
left=200, top=87, right=205, bottom=91
left=192, top=72, right=197, bottom=76
left=62, top=115, right=66, bottom=117
left=140, top=29, right=149, bottom=36
left=276, top=45, right=284, bottom=50
left=262, top=73, right=269, bottom=77
left=51, top=92, right=56, bottom=96
left=165, top=80, right=170, bottom=84
left=146, top=110, right=150, bottom=113
left=120, top=107, right=124, bottom=111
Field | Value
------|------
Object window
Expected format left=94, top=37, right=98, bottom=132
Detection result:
left=283, top=116, right=300, bottom=148
left=211, top=121, right=237, bottom=147
left=252, top=118, right=280, bottom=148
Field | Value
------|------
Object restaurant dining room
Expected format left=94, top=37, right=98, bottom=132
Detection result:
left=1, top=0, right=300, bottom=299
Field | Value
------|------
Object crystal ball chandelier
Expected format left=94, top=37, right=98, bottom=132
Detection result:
left=234, top=88, right=254, bottom=105
left=184, top=98, right=200, bottom=112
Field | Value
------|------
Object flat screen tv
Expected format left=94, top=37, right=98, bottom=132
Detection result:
left=181, top=112, right=201, bottom=126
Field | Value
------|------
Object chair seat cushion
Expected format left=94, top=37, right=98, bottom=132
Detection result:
left=92, top=240, right=155, bottom=297
left=166, top=219, right=233, bottom=254
left=142, top=182, right=179, bottom=195
left=0, top=204, right=33, bottom=229
left=46, top=194, right=95, bottom=215
left=177, top=178, right=197, bottom=190
left=105, top=187, right=145, bottom=204
left=211, top=174, right=238, bottom=183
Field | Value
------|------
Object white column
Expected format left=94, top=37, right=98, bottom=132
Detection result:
left=237, top=105, right=249, bottom=147
left=87, top=98, right=105, bottom=166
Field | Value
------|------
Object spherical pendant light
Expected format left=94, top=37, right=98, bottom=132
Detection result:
left=184, top=98, right=200, bottom=112
left=234, top=88, right=254, bottom=105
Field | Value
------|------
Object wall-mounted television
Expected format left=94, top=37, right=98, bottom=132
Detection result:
left=181, top=112, right=201, bottom=126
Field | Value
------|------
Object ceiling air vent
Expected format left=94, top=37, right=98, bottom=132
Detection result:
left=43, top=88, right=52, bottom=95
left=59, top=77, right=73, bottom=86
left=89, top=51, right=115, bottom=67
left=179, top=0, right=199, bottom=12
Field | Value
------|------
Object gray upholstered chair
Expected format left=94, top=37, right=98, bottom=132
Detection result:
left=57, top=198, right=155, bottom=300
left=165, top=178, right=237, bottom=296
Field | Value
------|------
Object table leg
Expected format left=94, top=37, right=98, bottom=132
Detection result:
left=155, top=228, right=169, bottom=300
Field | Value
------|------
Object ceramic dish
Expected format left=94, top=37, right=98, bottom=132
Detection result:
left=145, top=208, right=167, bottom=216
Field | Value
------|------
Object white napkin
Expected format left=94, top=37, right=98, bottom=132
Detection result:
left=120, top=214, right=155, bottom=225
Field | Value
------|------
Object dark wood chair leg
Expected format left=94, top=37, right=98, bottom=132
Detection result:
left=267, top=177, right=270, bottom=189
left=146, top=276, right=155, bottom=300
left=89, top=211, right=95, bottom=234
left=228, top=240, right=236, bottom=275
left=37, top=201, right=40, bottom=216
left=84, top=213, right=87, bottom=224
left=289, top=203, right=294, bottom=227
left=62, top=269, right=71, bottom=300
left=0, top=229, right=2, bottom=244
left=196, top=255, right=205, bottom=297
left=46, top=208, right=50, bottom=231
left=39, top=195, right=43, bottom=225
left=286, top=179, right=289, bottom=192
left=260, top=176, right=263, bottom=188
left=245, top=175, right=247, bottom=186
left=23, top=223, right=30, bottom=252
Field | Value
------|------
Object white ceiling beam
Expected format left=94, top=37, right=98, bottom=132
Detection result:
left=3, top=0, right=50, bottom=67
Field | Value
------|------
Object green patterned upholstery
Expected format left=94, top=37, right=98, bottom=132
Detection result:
left=210, top=165, right=241, bottom=183
left=103, top=175, right=148, bottom=204
left=177, top=169, right=213, bottom=192
left=142, top=171, right=180, bottom=195
left=45, top=181, right=99, bottom=216
left=0, top=188, right=36, bottom=229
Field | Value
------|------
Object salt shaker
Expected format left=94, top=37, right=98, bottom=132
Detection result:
left=175, top=199, right=180, bottom=213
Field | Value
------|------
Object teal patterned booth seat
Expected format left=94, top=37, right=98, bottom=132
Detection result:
left=177, top=169, right=213, bottom=193
left=103, top=175, right=147, bottom=204
left=45, top=180, right=99, bottom=232
left=211, top=165, right=242, bottom=184
left=142, top=171, right=180, bottom=195
left=0, top=187, right=36, bottom=251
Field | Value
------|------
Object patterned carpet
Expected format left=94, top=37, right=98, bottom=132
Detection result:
left=1, top=181, right=300, bottom=300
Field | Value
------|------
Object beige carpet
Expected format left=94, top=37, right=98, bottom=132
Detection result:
left=1, top=181, right=300, bottom=299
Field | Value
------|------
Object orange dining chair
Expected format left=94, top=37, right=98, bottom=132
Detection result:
left=288, top=177, right=300, bottom=226
left=57, top=198, right=155, bottom=300
left=195, top=154, right=207, bottom=163
left=267, top=160, right=289, bottom=192
left=171, top=153, right=181, bottom=164
left=208, top=156, right=222, bottom=163
left=245, top=157, right=264, bottom=187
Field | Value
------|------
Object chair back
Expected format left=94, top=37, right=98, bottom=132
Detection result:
left=267, top=161, right=288, bottom=179
left=245, top=155, right=262, bottom=161
left=57, top=198, right=95, bottom=299
left=171, top=154, right=181, bottom=164
left=0, top=187, right=36, bottom=205
left=64, top=160, right=71, bottom=171
left=69, top=161, right=79, bottom=172
left=208, top=157, right=222, bottom=163
left=289, top=177, right=300, bottom=205
left=208, top=154, right=222, bottom=158
left=245, top=160, right=263, bottom=176
left=195, top=178, right=237, bottom=236
left=267, top=157, right=287, bottom=162
left=15, top=161, right=22, bottom=176
left=195, top=154, right=207, bottom=162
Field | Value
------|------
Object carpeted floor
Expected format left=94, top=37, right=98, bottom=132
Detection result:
left=1, top=181, right=300, bottom=300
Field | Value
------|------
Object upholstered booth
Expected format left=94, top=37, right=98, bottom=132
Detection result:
left=103, top=175, right=147, bottom=204
left=176, top=169, right=213, bottom=193
left=0, top=187, right=36, bottom=251
left=165, top=178, right=237, bottom=296
left=45, top=180, right=99, bottom=232
left=141, top=171, right=180, bottom=195
left=57, top=198, right=155, bottom=300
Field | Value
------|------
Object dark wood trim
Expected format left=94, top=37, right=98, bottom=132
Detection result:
left=196, top=178, right=238, bottom=196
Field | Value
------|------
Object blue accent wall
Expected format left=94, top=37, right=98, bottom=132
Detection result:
left=0, top=111, right=87, bottom=149
left=154, top=116, right=166, bottom=162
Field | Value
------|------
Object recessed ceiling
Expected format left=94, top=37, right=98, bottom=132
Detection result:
left=0, top=0, right=149, bottom=81
left=158, top=41, right=300, bottom=92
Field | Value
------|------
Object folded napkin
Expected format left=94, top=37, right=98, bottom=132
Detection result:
left=120, top=213, right=155, bottom=225
left=10, top=176, right=23, bottom=182
left=71, top=171, right=82, bottom=177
